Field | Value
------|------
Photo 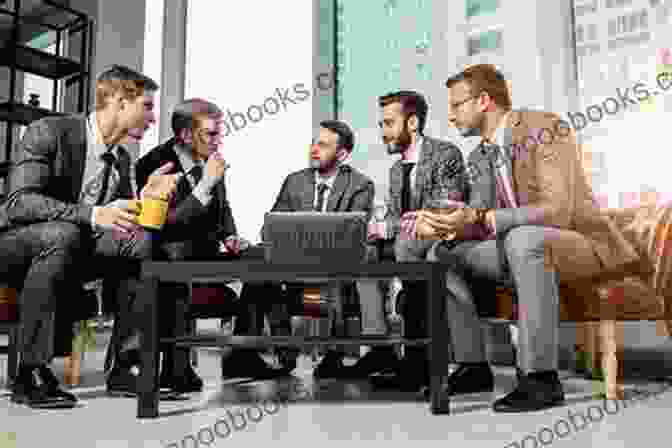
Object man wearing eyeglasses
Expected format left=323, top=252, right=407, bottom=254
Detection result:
left=227, top=120, right=380, bottom=380
left=130, top=98, right=245, bottom=394
left=416, top=64, right=640, bottom=412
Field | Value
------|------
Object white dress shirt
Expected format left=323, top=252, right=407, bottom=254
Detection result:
left=313, top=168, right=339, bottom=211
left=173, top=143, right=213, bottom=206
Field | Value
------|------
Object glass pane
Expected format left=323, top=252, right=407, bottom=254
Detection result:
left=466, top=0, right=499, bottom=18
left=467, top=30, right=503, bottom=56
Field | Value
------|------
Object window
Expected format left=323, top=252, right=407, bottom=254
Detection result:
left=140, top=0, right=164, bottom=157
left=467, top=29, right=503, bottom=56
left=465, top=0, right=499, bottom=18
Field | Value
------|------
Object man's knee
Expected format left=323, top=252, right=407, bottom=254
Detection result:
left=39, top=222, right=83, bottom=251
left=503, top=226, right=547, bottom=262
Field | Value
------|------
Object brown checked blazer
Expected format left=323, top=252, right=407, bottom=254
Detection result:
left=386, top=135, right=467, bottom=237
left=467, top=109, right=640, bottom=277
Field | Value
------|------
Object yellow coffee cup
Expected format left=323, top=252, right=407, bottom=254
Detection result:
left=129, top=196, right=169, bottom=230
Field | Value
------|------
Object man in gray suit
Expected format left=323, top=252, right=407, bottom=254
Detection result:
left=228, top=120, right=385, bottom=380
left=0, top=65, right=179, bottom=408
left=368, top=90, right=468, bottom=393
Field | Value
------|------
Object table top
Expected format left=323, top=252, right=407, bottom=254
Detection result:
left=140, top=258, right=448, bottom=282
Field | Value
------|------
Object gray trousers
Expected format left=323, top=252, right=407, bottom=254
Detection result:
left=0, top=221, right=154, bottom=365
left=432, top=226, right=563, bottom=373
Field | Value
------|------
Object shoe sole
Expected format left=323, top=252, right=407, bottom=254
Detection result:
left=11, top=395, right=77, bottom=409
left=493, top=399, right=566, bottom=413
left=106, top=389, right=190, bottom=401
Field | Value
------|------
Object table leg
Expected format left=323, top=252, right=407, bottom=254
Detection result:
left=137, top=275, right=160, bottom=419
left=428, top=265, right=450, bottom=415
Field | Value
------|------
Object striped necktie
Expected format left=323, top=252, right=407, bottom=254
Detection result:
left=484, top=142, right=517, bottom=209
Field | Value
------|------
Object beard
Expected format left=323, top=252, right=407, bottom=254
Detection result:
left=385, top=124, right=413, bottom=154
left=310, top=157, right=338, bottom=172
left=456, top=114, right=484, bottom=138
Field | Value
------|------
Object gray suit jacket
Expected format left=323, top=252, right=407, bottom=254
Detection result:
left=0, top=115, right=134, bottom=233
left=262, top=164, right=375, bottom=240
left=386, top=135, right=467, bottom=237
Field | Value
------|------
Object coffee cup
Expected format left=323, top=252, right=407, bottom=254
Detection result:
left=129, top=196, right=169, bottom=230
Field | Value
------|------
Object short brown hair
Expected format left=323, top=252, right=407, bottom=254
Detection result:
left=95, top=64, right=159, bottom=111
left=378, top=90, right=428, bottom=135
left=171, top=98, right=222, bottom=142
left=445, top=64, right=511, bottom=111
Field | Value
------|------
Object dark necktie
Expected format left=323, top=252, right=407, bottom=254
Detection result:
left=189, top=164, right=203, bottom=186
left=95, top=150, right=116, bottom=206
left=314, top=183, right=328, bottom=212
left=400, top=162, right=415, bottom=214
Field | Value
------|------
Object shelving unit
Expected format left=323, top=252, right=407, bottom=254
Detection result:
left=0, top=0, right=94, bottom=181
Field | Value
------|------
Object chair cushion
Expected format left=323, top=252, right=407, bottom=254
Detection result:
left=0, top=285, right=18, bottom=322
left=189, top=283, right=238, bottom=318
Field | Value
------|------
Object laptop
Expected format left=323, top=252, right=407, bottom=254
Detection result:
left=262, top=211, right=368, bottom=265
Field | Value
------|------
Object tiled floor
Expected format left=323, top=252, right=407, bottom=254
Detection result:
left=1, top=325, right=670, bottom=448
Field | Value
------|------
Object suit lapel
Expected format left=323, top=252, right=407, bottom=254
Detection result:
left=301, top=169, right=316, bottom=211
left=69, top=116, right=88, bottom=201
left=508, top=111, right=531, bottom=205
left=326, top=166, right=348, bottom=212
left=412, top=138, right=432, bottom=209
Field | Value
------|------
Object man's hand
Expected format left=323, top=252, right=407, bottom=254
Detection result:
left=416, top=207, right=478, bottom=240
left=367, top=221, right=387, bottom=241
left=219, top=235, right=249, bottom=255
left=140, top=162, right=180, bottom=200
left=94, top=200, right=140, bottom=234
left=203, top=151, right=230, bottom=188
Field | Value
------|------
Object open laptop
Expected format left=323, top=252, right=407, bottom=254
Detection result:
left=262, top=211, right=368, bottom=265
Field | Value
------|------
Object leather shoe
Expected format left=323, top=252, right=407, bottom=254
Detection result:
left=313, top=351, right=344, bottom=379
left=443, top=364, right=494, bottom=396
left=340, top=347, right=399, bottom=379
left=107, top=365, right=187, bottom=400
left=221, top=349, right=293, bottom=380
left=493, top=371, right=564, bottom=413
left=160, top=364, right=204, bottom=393
left=370, top=356, right=428, bottom=393
left=11, top=365, right=77, bottom=409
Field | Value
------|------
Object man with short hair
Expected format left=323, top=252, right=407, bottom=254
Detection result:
left=228, top=120, right=381, bottom=380
left=127, top=98, right=241, bottom=393
left=368, top=90, right=468, bottom=393
left=0, top=64, right=179, bottom=408
left=418, top=64, right=640, bottom=412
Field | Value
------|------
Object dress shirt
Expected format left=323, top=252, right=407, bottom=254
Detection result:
left=401, top=136, right=424, bottom=196
left=174, top=143, right=213, bottom=206
left=84, top=112, right=122, bottom=230
left=313, top=168, right=339, bottom=212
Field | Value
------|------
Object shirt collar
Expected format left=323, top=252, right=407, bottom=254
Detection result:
left=402, top=136, right=424, bottom=164
left=87, top=112, right=118, bottom=158
left=174, top=142, right=202, bottom=173
left=315, top=167, right=339, bottom=189
left=485, top=112, right=511, bottom=147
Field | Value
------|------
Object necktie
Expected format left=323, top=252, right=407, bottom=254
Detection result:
left=95, top=150, right=116, bottom=206
left=315, top=183, right=328, bottom=212
left=485, top=143, right=517, bottom=209
left=189, top=164, right=203, bottom=186
left=400, top=162, right=415, bottom=214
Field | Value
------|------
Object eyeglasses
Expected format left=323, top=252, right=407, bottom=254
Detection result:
left=449, top=96, right=478, bottom=111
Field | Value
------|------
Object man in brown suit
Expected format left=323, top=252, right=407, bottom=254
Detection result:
left=417, top=64, right=640, bottom=412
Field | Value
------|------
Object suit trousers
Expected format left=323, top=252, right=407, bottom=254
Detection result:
left=433, top=225, right=603, bottom=373
left=0, top=221, right=155, bottom=366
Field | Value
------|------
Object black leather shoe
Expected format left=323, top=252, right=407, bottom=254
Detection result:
left=340, top=347, right=399, bottom=379
left=443, top=364, right=495, bottom=396
left=313, top=351, right=344, bottom=379
left=493, top=371, right=565, bottom=413
left=107, top=365, right=187, bottom=400
left=11, top=365, right=77, bottom=409
left=370, top=357, right=428, bottom=393
left=160, top=364, right=204, bottom=393
left=221, top=350, right=293, bottom=380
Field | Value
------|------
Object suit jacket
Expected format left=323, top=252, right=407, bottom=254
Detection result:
left=386, top=135, right=467, bottom=237
left=134, top=138, right=237, bottom=246
left=0, top=115, right=134, bottom=233
left=466, top=109, right=640, bottom=275
left=262, top=164, right=375, bottom=239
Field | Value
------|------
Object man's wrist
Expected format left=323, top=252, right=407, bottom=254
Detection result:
left=91, top=206, right=101, bottom=230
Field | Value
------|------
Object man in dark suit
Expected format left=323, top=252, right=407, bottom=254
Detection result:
left=368, top=90, right=468, bottom=393
left=226, top=120, right=381, bottom=379
left=0, top=65, right=179, bottom=408
left=131, top=98, right=242, bottom=393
